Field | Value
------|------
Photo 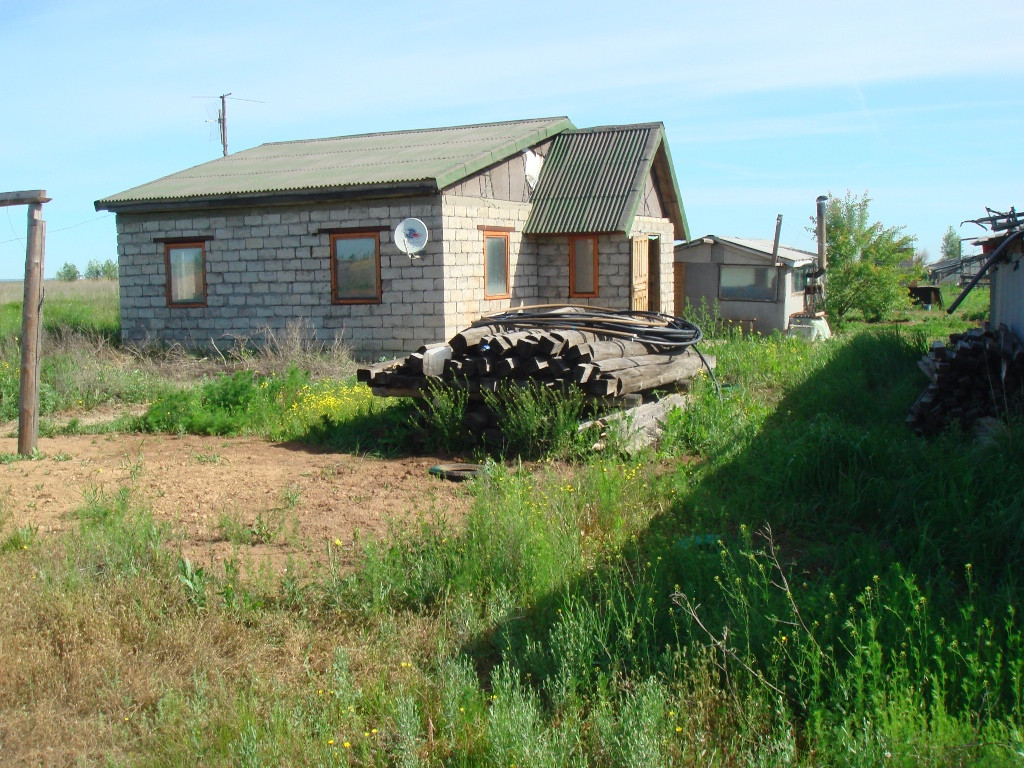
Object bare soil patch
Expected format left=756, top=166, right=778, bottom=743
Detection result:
left=0, top=432, right=473, bottom=573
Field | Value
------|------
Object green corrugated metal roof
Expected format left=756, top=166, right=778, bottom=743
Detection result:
left=96, top=117, right=573, bottom=210
left=524, top=123, right=688, bottom=239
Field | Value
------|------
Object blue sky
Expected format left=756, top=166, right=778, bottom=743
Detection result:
left=2, top=0, right=1022, bottom=279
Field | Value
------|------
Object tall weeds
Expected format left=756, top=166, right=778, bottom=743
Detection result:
left=3, top=281, right=1022, bottom=765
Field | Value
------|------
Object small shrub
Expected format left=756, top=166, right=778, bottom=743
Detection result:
left=484, top=382, right=593, bottom=460
left=55, top=262, right=81, bottom=281
left=177, top=557, right=209, bottom=610
left=415, top=382, right=471, bottom=454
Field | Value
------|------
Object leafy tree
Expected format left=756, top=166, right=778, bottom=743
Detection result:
left=82, top=258, right=118, bottom=280
left=907, top=249, right=929, bottom=283
left=940, top=226, right=962, bottom=261
left=55, top=262, right=80, bottom=281
left=813, top=191, right=916, bottom=323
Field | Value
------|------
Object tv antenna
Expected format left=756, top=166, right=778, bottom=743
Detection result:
left=193, top=93, right=265, bottom=156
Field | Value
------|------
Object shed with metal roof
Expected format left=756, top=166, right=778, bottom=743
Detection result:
left=675, top=235, right=817, bottom=334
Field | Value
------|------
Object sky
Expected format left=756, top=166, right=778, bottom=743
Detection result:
left=2, top=0, right=1022, bottom=279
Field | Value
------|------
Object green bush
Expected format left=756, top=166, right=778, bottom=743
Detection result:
left=484, top=382, right=594, bottom=460
left=55, top=262, right=80, bottom=281
left=415, top=382, right=472, bottom=454
left=139, top=368, right=310, bottom=436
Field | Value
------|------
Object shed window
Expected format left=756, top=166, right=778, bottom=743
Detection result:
left=792, top=266, right=811, bottom=294
left=719, top=265, right=778, bottom=302
left=569, top=236, right=598, bottom=297
left=332, top=232, right=381, bottom=303
left=165, top=243, right=206, bottom=306
left=484, top=232, right=510, bottom=299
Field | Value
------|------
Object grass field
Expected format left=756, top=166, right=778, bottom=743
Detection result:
left=1, top=280, right=1021, bottom=766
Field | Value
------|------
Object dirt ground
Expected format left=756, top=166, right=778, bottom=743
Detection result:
left=0, top=426, right=474, bottom=573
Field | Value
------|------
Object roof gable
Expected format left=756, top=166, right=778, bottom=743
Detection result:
left=96, top=117, right=573, bottom=211
left=523, top=123, right=689, bottom=239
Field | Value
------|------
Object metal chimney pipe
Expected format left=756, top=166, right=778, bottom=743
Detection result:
left=815, top=195, right=828, bottom=270
left=772, top=214, right=783, bottom=266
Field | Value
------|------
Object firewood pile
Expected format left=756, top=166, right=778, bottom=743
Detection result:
left=358, top=306, right=714, bottom=400
left=907, top=324, right=1024, bottom=435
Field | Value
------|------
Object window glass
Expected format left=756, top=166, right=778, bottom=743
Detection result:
left=485, top=234, right=509, bottom=298
left=570, top=236, right=597, bottom=296
left=167, top=244, right=205, bottom=305
left=792, top=266, right=811, bottom=294
left=333, top=234, right=380, bottom=303
left=719, top=265, right=778, bottom=302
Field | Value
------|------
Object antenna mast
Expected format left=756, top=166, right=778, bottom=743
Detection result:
left=218, top=92, right=231, bottom=156
left=195, top=92, right=263, bottom=157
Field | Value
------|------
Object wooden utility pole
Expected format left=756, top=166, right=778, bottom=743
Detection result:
left=0, top=190, right=51, bottom=455
left=218, top=92, right=230, bottom=156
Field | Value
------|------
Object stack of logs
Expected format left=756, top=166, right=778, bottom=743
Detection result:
left=908, top=324, right=1024, bottom=435
left=358, top=323, right=711, bottom=400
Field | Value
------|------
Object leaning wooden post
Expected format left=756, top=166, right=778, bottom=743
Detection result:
left=17, top=194, right=48, bottom=455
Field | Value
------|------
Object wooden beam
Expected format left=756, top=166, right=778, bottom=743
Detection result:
left=18, top=202, right=46, bottom=455
left=0, top=190, right=50, bottom=207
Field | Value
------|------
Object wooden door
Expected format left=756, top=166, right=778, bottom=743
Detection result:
left=674, top=262, right=687, bottom=317
left=648, top=236, right=661, bottom=312
left=631, top=236, right=649, bottom=312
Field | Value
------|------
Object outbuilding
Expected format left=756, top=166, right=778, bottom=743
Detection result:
left=673, top=235, right=816, bottom=334
left=95, top=117, right=688, bottom=357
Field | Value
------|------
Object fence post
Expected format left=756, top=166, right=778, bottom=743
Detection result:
left=17, top=196, right=48, bottom=455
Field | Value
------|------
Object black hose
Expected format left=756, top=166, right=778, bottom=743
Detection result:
left=477, top=305, right=703, bottom=353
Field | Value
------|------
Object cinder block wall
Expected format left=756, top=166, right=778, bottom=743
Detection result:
left=534, top=234, right=630, bottom=307
left=532, top=216, right=677, bottom=313
left=439, top=194, right=535, bottom=340
left=115, top=197, right=444, bottom=358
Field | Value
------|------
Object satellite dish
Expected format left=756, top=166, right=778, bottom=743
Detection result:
left=394, top=218, right=429, bottom=258
left=523, top=149, right=543, bottom=191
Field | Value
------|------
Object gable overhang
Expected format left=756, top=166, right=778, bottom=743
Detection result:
left=651, top=134, right=690, bottom=241
left=95, top=180, right=439, bottom=214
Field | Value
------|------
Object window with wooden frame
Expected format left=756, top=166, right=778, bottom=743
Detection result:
left=569, top=235, right=599, bottom=297
left=331, top=232, right=381, bottom=303
left=483, top=231, right=510, bottom=299
left=165, top=242, right=207, bottom=307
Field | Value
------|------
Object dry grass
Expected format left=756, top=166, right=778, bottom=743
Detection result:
left=4, top=282, right=357, bottom=382
left=0, top=503, right=444, bottom=766
left=0, top=279, right=119, bottom=305
left=220, top=319, right=360, bottom=380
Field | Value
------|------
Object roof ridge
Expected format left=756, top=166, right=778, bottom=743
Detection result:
left=261, top=117, right=571, bottom=147
left=566, top=122, right=665, bottom=135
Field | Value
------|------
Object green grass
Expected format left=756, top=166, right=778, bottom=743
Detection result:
left=2, top=279, right=1023, bottom=764
left=841, top=282, right=990, bottom=338
left=0, top=280, right=174, bottom=422
left=135, top=366, right=420, bottom=455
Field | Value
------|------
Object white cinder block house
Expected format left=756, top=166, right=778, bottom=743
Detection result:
left=95, top=117, right=689, bottom=357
